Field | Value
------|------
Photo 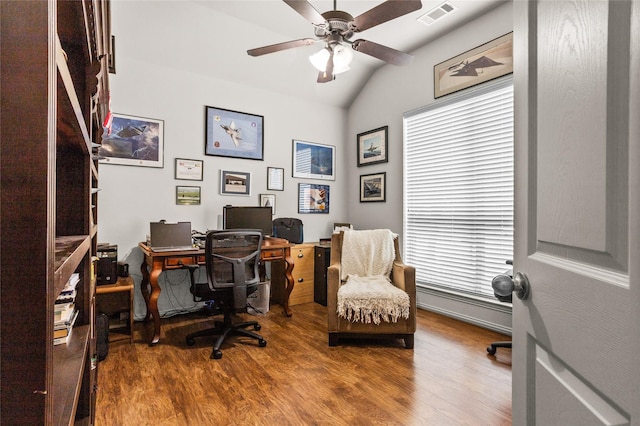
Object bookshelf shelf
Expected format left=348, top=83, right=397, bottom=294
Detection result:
left=52, top=325, right=90, bottom=425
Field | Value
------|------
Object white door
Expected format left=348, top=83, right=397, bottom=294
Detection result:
left=512, top=1, right=639, bottom=424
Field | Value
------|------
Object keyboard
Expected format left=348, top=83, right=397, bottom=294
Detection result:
left=150, top=246, right=198, bottom=252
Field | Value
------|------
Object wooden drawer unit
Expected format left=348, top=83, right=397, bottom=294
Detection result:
left=271, top=243, right=315, bottom=306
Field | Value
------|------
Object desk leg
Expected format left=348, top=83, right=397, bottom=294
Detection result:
left=282, top=247, right=294, bottom=317
left=140, top=256, right=163, bottom=345
left=140, top=258, right=151, bottom=322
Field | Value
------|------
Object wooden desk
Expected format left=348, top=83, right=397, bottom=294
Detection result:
left=138, top=236, right=294, bottom=345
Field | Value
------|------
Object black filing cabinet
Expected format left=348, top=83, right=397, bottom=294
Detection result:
left=314, top=244, right=331, bottom=306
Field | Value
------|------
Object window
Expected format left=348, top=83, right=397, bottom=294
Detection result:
left=403, top=77, right=513, bottom=299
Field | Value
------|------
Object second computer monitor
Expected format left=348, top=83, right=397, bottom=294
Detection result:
left=223, top=206, right=272, bottom=236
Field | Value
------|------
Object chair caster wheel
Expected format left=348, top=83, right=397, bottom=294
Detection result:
left=259, top=339, right=267, bottom=347
left=487, top=345, right=496, bottom=355
left=254, top=324, right=261, bottom=331
left=186, top=338, right=195, bottom=346
left=212, top=350, right=223, bottom=359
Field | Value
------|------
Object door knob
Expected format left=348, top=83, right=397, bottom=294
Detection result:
left=492, top=271, right=530, bottom=300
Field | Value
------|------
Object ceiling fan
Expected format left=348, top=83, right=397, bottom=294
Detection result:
left=247, top=0, right=423, bottom=83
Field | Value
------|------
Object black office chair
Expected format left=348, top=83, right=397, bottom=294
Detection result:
left=487, top=260, right=513, bottom=356
left=183, top=229, right=267, bottom=359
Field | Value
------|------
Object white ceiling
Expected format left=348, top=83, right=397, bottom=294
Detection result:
left=155, top=1, right=506, bottom=109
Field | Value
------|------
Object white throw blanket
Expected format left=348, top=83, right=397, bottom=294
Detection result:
left=337, top=275, right=410, bottom=324
left=340, top=229, right=395, bottom=281
left=337, top=229, right=410, bottom=324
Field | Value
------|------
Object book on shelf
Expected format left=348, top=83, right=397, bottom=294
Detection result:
left=54, top=302, right=75, bottom=324
left=64, top=272, right=80, bottom=291
left=53, top=272, right=81, bottom=345
left=55, top=290, right=76, bottom=304
left=53, top=310, right=79, bottom=346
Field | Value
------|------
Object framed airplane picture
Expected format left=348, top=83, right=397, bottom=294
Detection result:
left=434, top=32, right=513, bottom=98
left=205, top=106, right=264, bottom=160
left=357, top=126, right=388, bottom=167
left=360, top=172, right=386, bottom=202
left=98, top=113, right=164, bottom=168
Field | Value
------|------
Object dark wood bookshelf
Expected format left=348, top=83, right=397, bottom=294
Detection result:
left=1, top=0, right=111, bottom=423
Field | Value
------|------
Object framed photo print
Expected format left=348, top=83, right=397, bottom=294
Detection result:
left=205, top=106, right=264, bottom=160
left=259, top=194, right=276, bottom=215
left=220, top=170, right=251, bottom=196
left=292, top=140, right=335, bottom=181
left=298, top=183, right=330, bottom=214
left=98, top=113, right=164, bottom=168
left=175, top=158, right=203, bottom=181
left=357, top=126, right=388, bottom=166
left=176, top=186, right=201, bottom=205
left=267, top=167, right=284, bottom=191
left=434, top=32, right=513, bottom=98
left=360, top=172, right=386, bottom=202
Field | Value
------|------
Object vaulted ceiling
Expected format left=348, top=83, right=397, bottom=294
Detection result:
left=115, top=0, right=506, bottom=109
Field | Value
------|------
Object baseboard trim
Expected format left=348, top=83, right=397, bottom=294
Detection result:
left=416, top=286, right=512, bottom=335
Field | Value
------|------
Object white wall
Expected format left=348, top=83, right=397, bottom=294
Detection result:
left=99, top=1, right=348, bottom=259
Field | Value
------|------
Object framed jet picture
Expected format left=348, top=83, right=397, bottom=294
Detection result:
left=205, top=106, right=264, bottom=160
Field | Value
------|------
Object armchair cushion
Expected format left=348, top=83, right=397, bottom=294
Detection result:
left=337, top=275, right=410, bottom=325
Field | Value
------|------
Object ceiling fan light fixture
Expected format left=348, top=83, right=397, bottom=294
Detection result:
left=309, top=44, right=353, bottom=74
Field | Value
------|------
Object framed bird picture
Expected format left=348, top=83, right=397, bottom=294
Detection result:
left=205, top=106, right=264, bottom=160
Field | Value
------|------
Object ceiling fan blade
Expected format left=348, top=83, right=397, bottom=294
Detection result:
left=247, top=38, right=317, bottom=56
left=317, top=49, right=335, bottom=83
left=283, top=0, right=327, bottom=27
left=352, top=39, right=414, bottom=66
left=352, top=0, right=422, bottom=32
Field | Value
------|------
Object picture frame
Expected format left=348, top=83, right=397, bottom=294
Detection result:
left=259, top=194, right=276, bottom=215
left=220, top=170, right=251, bottom=196
left=298, top=183, right=330, bottom=214
left=292, top=140, right=335, bottom=181
left=357, top=126, right=388, bottom=167
left=176, top=186, right=201, bottom=205
left=267, top=167, right=284, bottom=191
left=175, top=158, right=203, bottom=181
left=98, top=113, right=164, bottom=168
left=434, top=32, right=513, bottom=99
left=205, top=106, right=264, bottom=160
left=108, top=35, right=116, bottom=74
left=360, top=172, right=386, bottom=202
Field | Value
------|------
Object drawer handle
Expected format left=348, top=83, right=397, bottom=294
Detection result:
left=298, top=278, right=304, bottom=282
left=297, top=253, right=304, bottom=258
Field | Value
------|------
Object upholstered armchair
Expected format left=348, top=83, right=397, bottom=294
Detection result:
left=327, top=229, right=417, bottom=348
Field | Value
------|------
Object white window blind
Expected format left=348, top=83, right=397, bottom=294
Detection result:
left=403, top=78, right=513, bottom=299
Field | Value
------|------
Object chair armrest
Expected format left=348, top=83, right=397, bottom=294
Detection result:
left=392, top=260, right=417, bottom=328
left=327, top=263, right=341, bottom=330
left=391, top=260, right=416, bottom=294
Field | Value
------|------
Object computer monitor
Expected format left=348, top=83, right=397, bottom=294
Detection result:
left=223, top=206, right=273, bottom=236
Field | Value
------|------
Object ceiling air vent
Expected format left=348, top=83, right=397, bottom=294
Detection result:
left=418, top=2, right=456, bottom=25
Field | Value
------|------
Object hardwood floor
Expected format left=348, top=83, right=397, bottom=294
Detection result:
left=96, top=303, right=511, bottom=425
